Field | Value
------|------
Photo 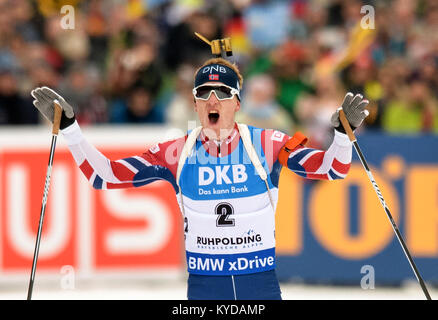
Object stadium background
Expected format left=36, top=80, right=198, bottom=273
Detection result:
left=0, top=0, right=437, bottom=299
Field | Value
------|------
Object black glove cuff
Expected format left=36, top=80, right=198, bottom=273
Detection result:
left=335, top=124, right=356, bottom=134
left=60, top=111, right=76, bottom=130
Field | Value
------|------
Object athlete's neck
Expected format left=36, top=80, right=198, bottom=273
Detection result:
left=202, top=125, right=236, bottom=142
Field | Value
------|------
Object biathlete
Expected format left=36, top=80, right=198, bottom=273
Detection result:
left=31, top=57, right=368, bottom=300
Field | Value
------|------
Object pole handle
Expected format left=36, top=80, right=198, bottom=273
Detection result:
left=339, top=109, right=356, bottom=142
left=52, top=100, right=62, bottom=135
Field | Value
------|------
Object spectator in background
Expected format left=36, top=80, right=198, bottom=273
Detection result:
left=27, top=59, right=60, bottom=90
left=341, top=57, right=382, bottom=130
left=83, top=0, right=109, bottom=69
left=43, top=12, right=90, bottom=64
left=342, top=57, right=376, bottom=95
left=270, top=41, right=313, bottom=122
left=106, top=15, right=163, bottom=112
left=244, top=41, right=313, bottom=123
left=236, top=73, right=294, bottom=135
left=418, top=58, right=438, bottom=96
left=295, top=73, right=345, bottom=149
left=361, top=58, right=399, bottom=130
left=164, top=6, right=222, bottom=70
left=0, top=0, right=436, bottom=137
left=58, top=63, right=108, bottom=125
left=166, top=63, right=199, bottom=131
left=243, top=0, right=292, bottom=50
left=109, top=81, right=164, bottom=124
left=381, top=73, right=438, bottom=133
left=0, top=68, right=38, bottom=125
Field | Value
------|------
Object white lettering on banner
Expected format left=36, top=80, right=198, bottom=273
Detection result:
left=7, top=165, right=70, bottom=259
left=103, top=190, right=171, bottom=254
left=198, top=165, right=248, bottom=186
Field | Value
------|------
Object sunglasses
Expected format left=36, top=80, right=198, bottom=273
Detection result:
left=192, top=84, right=239, bottom=101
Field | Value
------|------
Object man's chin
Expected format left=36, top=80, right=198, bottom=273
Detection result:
left=202, top=122, right=221, bottom=139
left=202, top=117, right=220, bottom=129
left=201, top=121, right=235, bottom=140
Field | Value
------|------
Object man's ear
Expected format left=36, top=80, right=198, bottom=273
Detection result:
left=194, top=98, right=198, bottom=112
left=235, top=98, right=241, bottom=112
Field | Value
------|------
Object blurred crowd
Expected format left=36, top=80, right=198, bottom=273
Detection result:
left=0, top=0, right=437, bottom=147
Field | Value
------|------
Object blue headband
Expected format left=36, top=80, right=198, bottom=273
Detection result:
left=194, top=64, right=240, bottom=95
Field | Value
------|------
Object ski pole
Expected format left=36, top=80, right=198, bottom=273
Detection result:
left=27, top=101, right=63, bottom=300
left=339, top=109, right=431, bottom=300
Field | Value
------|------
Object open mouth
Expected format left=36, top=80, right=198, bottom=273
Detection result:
left=208, top=111, right=220, bottom=124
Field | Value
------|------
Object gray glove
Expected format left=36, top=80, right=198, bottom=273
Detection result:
left=331, top=92, right=369, bottom=129
left=31, top=86, right=75, bottom=128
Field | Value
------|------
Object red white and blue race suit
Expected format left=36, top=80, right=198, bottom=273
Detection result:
left=61, top=121, right=352, bottom=299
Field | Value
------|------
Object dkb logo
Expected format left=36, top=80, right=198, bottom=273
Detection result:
left=199, top=165, right=247, bottom=186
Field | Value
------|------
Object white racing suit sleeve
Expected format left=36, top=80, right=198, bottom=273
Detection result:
left=284, top=129, right=353, bottom=180
left=61, top=121, right=178, bottom=190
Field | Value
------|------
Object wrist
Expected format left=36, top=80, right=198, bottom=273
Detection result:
left=61, top=120, right=83, bottom=145
left=60, top=111, right=76, bottom=130
left=333, top=127, right=353, bottom=146
left=335, top=124, right=356, bottom=134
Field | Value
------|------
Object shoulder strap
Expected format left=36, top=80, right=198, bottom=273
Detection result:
left=237, top=123, right=275, bottom=210
left=237, top=123, right=267, bottom=180
left=176, top=126, right=202, bottom=186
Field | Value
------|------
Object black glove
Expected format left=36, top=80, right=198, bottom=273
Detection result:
left=331, top=92, right=369, bottom=132
left=31, top=86, right=76, bottom=129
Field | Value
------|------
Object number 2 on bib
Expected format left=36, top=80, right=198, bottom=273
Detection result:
left=215, top=202, right=235, bottom=227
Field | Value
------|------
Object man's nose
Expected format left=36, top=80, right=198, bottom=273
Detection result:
left=208, top=90, right=219, bottom=102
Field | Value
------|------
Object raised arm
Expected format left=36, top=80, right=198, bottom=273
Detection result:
left=263, top=128, right=352, bottom=181
left=268, top=92, right=369, bottom=181
left=280, top=130, right=353, bottom=180
left=31, top=86, right=179, bottom=192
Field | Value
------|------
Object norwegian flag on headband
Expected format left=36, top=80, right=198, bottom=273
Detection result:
left=194, top=63, right=240, bottom=100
